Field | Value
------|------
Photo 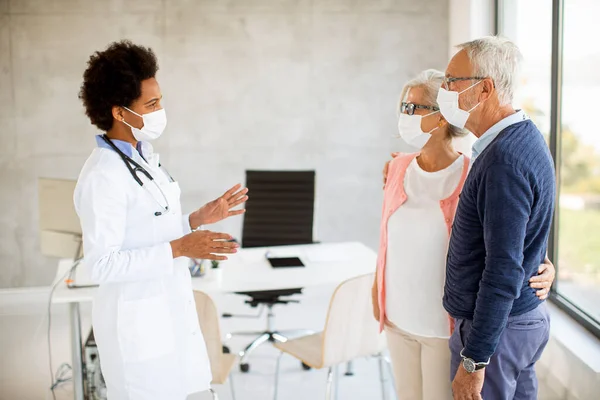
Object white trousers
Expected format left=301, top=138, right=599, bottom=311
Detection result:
left=385, top=323, right=452, bottom=400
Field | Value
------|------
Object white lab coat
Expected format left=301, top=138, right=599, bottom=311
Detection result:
left=74, top=141, right=212, bottom=400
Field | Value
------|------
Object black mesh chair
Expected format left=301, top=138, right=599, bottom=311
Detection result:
left=223, top=171, right=316, bottom=373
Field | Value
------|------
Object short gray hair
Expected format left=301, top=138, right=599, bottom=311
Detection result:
left=399, top=69, right=466, bottom=138
left=457, top=36, right=523, bottom=106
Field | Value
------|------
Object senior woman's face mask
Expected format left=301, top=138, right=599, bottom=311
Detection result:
left=398, top=101, right=439, bottom=149
left=397, top=109, right=440, bottom=149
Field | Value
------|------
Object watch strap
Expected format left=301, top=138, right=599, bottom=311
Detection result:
left=460, top=348, right=490, bottom=373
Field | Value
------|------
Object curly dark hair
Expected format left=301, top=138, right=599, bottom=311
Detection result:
left=79, top=40, right=159, bottom=132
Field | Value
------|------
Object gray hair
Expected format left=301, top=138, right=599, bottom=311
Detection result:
left=399, top=69, right=466, bottom=138
left=457, top=36, right=523, bottom=106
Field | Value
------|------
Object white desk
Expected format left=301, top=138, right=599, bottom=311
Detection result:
left=52, top=242, right=376, bottom=400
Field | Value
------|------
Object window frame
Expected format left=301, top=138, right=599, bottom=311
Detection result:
left=496, top=0, right=600, bottom=339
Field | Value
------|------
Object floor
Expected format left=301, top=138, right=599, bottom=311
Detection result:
left=0, top=284, right=562, bottom=400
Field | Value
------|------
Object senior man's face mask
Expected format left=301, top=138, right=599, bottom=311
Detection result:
left=436, top=79, right=483, bottom=130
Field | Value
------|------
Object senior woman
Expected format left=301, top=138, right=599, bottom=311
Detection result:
left=371, top=69, right=555, bottom=399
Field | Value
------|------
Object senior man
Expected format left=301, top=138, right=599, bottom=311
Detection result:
left=440, top=36, right=556, bottom=400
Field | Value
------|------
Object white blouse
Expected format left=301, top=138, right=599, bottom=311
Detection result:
left=385, top=155, right=465, bottom=338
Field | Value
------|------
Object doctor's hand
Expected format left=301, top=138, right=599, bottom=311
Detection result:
left=171, top=230, right=239, bottom=260
left=190, top=184, right=249, bottom=228
left=529, top=256, right=555, bottom=300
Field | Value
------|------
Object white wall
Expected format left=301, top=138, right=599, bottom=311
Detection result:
left=0, top=0, right=450, bottom=288
left=446, top=0, right=496, bottom=155
left=448, top=0, right=496, bottom=58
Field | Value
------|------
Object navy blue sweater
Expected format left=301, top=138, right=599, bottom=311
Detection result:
left=443, top=120, right=556, bottom=362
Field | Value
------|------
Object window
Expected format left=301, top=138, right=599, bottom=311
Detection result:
left=498, top=0, right=600, bottom=337
left=498, top=0, right=553, bottom=142
left=556, top=0, right=600, bottom=323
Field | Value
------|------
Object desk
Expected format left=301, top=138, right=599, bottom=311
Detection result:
left=52, top=241, right=376, bottom=400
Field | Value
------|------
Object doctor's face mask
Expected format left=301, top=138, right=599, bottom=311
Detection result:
left=121, top=107, right=167, bottom=142
left=119, top=77, right=166, bottom=142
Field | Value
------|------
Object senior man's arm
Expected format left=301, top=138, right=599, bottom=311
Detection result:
left=462, top=162, right=534, bottom=363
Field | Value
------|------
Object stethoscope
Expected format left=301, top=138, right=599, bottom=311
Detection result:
left=101, top=135, right=173, bottom=216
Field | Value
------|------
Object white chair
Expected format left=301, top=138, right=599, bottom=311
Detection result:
left=194, top=291, right=237, bottom=400
left=272, top=273, right=389, bottom=400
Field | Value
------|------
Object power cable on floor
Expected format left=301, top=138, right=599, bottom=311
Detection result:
left=47, top=259, right=81, bottom=400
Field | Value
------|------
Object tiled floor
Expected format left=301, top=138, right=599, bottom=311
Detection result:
left=1, top=285, right=561, bottom=400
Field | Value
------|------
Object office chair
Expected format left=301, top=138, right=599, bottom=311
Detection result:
left=223, top=170, right=316, bottom=373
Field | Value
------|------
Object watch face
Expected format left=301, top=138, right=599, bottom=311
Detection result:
left=463, top=358, right=476, bottom=373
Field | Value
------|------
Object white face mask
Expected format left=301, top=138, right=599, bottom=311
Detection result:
left=122, top=107, right=167, bottom=142
left=397, top=111, right=439, bottom=149
left=436, top=80, right=483, bottom=129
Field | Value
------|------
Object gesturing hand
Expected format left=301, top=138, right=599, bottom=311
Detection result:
left=171, top=230, right=239, bottom=260
left=190, top=184, right=249, bottom=228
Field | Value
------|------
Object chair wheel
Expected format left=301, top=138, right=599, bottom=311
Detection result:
left=240, top=363, right=250, bottom=373
left=222, top=345, right=230, bottom=354
left=301, top=362, right=312, bottom=371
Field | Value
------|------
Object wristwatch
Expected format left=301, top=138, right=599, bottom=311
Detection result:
left=460, top=349, right=490, bottom=373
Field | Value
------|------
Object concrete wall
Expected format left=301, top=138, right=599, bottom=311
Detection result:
left=0, top=0, right=449, bottom=288
left=448, top=0, right=495, bottom=59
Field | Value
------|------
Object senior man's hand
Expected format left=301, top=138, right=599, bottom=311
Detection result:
left=383, top=153, right=400, bottom=188
left=452, top=365, right=484, bottom=400
left=529, top=256, right=555, bottom=300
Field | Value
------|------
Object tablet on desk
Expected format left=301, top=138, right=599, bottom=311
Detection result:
left=267, top=257, right=305, bottom=268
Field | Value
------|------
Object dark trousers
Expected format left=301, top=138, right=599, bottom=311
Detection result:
left=449, top=303, right=550, bottom=400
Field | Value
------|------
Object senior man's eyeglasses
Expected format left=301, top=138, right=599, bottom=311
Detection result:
left=442, top=76, right=487, bottom=89
left=400, top=102, right=439, bottom=116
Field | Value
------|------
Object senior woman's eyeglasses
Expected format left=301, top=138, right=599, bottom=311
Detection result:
left=400, top=102, right=439, bottom=116
left=442, top=76, right=487, bottom=89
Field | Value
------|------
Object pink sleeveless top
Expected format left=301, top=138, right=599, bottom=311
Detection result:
left=376, top=153, right=470, bottom=333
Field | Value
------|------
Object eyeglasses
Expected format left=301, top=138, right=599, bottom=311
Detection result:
left=442, top=76, right=487, bottom=89
left=400, top=102, right=439, bottom=116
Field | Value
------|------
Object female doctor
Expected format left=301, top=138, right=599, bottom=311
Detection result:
left=74, top=41, right=247, bottom=400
